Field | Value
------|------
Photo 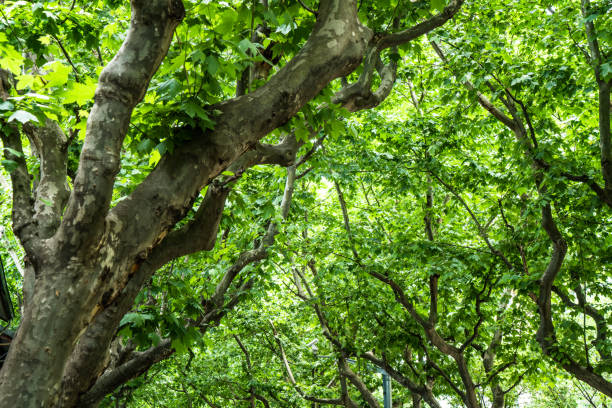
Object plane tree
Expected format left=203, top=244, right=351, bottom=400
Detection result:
left=0, top=0, right=466, bottom=406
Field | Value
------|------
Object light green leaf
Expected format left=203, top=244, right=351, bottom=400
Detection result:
left=7, top=110, right=38, bottom=124
left=60, top=79, right=97, bottom=105
left=0, top=101, right=14, bottom=111
left=44, top=62, right=71, bottom=87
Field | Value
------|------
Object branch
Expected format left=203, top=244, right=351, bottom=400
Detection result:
left=0, top=122, right=37, bottom=256
left=376, top=0, right=465, bottom=49
left=146, top=185, right=230, bottom=269
left=534, top=204, right=612, bottom=396
left=55, top=0, right=185, bottom=254
left=78, top=339, right=173, bottom=406
left=332, top=45, right=398, bottom=112
left=63, top=142, right=308, bottom=404
left=552, top=285, right=609, bottom=361
left=332, top=0, right=464, bottom=112
left=432, top=40, right=612, bottom=208
left=233, top=334, right=252, bottom=373
left=22, top=119, right=70, bottom=239
left=334, top=181, right=361, bottom=263
left=581, top=0, right=612, bottom=193
left=430, top=171, right=514, bottom=270
left=107, top=0, right=373, bottom=284
left=430, top=41, right=518, bottom=134
left=338, top=357, right=381, bottom=408
left=295, top=133, right=326, bottom=168
left=581, top=0, right=603, bottom=79
left=269, top=320, right=344, bottom=406
left=361, top=352, right=443, bottom=408
left=297, top=0, right=316, bottom=15
left=225, top=133, right=301, bottom=175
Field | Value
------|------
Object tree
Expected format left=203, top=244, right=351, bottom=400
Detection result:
left=0, top=0, right=466, bottom=406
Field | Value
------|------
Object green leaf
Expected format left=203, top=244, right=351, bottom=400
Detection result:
left=171, top=338, right=187, bottom=354
left=137, top=138, right=156, bottom=154
left=119, top=312, right=154, bottom=328
left=601, top=62, right=612, bottom=82
left=0, top=101, right=14, bottom=111
left=60, top=80, right=96, bottom=105
left=431, top=0, right=446, bottom=12
left=3, top=147, right=23, bottom=158
left=7, top=110, right=38, bottom=124
left=237, top=38, right=260, bottom=56
left=1, top=159, right=19, bottom=173
left=44, top=61, right=71, bottom=87
left=156, top=78, right=182, bottom=101
left=181, top=100, right=209, bottom=120
left=206, top=55, right=219, bottom=76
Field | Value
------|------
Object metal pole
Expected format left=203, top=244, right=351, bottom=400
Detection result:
left=382, top=370, right=392, bottom=408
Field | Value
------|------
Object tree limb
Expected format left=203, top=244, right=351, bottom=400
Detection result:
left=21, top=120, right=70, bottom=239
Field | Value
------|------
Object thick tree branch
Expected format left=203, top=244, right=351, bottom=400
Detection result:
left=146, top=185, right=230, bottom=269
left=534, top=204, right=612, bottom=396
left=0, top=123, right=36, bottom=255
left=108, top=0, right=373, bottom=285
left=62, top=137, right=308, bottom=405
left=225, top=133, right=301, bottom=175
left=78, top=339, right=173, bottom=407
left=78, top=164, right=298, bottom=404
left=22, top=120, right=70, bottom=239
left=55, top=0, right=185, bottom=255
left=338, top=357, right=380, bottom=408
left=58, top=184, right=229, bottom=406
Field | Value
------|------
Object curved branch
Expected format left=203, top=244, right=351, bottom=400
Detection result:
left=332, top=45, right=398, bottom=112
left=338, top=357, right=380, bottom=408
left=78, top=339, right=173, bottom=407
left=535, top=205, right=612, bottom=397
left=376, top=0, right=465, bottom=49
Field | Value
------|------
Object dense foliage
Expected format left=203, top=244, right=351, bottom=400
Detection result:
left=0, top=0, right=611, bottom=407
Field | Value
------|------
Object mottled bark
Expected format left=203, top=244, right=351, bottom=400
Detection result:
left=0, top=0, right=466, bottom=405
left=0, top=1, right=185, bottom=406
left=22, top=120, right=70, bottom=239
